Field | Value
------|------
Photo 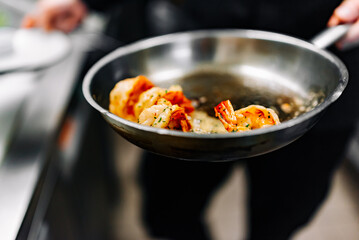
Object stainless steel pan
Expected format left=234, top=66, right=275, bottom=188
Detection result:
left=83, top=26, right=349, bottom=161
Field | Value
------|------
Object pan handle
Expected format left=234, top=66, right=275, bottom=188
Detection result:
left=310, top=24, right=351, bottom=49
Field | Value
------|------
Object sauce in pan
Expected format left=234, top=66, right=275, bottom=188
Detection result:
left=169, top=69, right=325, bottom=123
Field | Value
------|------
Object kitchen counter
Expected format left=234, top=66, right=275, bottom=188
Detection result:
left=0, top=34, right=86, bottom=240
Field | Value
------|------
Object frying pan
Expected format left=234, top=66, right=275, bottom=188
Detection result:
left=83, top=25, right=349, bottom=161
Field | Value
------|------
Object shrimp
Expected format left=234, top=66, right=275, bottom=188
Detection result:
left=138, top=99, right=192, bottom=132
left=167, top=105, right=192, bottom=132
left=138, top=103, right=172, bottom=128
left=134, top=87, right=166, bottom=118
left=162, top=89, right=195, bottom=114
left=109, top=75, right=192, bottom=132
left=109, top=75, right=154, bottom=121
left=214, top=100, right=280, bottom=132
left=134, top=84, right=194, bottom=118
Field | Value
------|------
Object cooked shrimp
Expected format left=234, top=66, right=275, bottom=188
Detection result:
left=134, top=87, right=166, bottom=118
left=162, top=90, right=195, bottom=114
left=134, top=84, right=194, bottom=118
left=138, top=99, right=192, bottom=132
left=167, top=105, right=192, bottom=132
left=138, top=104, right=172, bottom=128
left=109, top=75, right=154, bottom=121
left=214, top=100, right=280, bottom=132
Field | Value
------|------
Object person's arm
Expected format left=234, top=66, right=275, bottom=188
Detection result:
left=328, top=0, right=359, bottom=48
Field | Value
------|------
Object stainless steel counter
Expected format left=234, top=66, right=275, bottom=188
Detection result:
left=0, top=35, right=86, bottom=240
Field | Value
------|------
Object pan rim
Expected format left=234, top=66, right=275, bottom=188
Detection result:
left=82, top=29, right=348, bottom=139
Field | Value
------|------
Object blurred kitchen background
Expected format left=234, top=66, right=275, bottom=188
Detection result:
left=1, top=0, right=359, bottom=240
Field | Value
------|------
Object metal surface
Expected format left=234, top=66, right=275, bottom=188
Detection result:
left=0, top=0, right=35, bottom=14
left=0, top=36, right=85, bottom=240
left=0, top=1, right=106, bottom=238
left=311, top=24, right=351, bottom=49
left=0, top=72, right=37, bottom=163
left=83, top=29, right=348, bottom=161
left=0, top=28, right=72, bottom=75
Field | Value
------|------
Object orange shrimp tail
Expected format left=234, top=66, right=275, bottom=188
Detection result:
left=169, top=107, right=192, bottom=132
left=214, top=100, right=237, bottom=124
left=126, top=75, right=155, bottom=115
left=163, top=91, right=195, bottom=113
left=214, top=100, right=249, bottom=132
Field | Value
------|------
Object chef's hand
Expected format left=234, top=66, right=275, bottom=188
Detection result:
left=328, top=0, right=359, bottom=48
left=22, top=0, right=87, bottom=33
